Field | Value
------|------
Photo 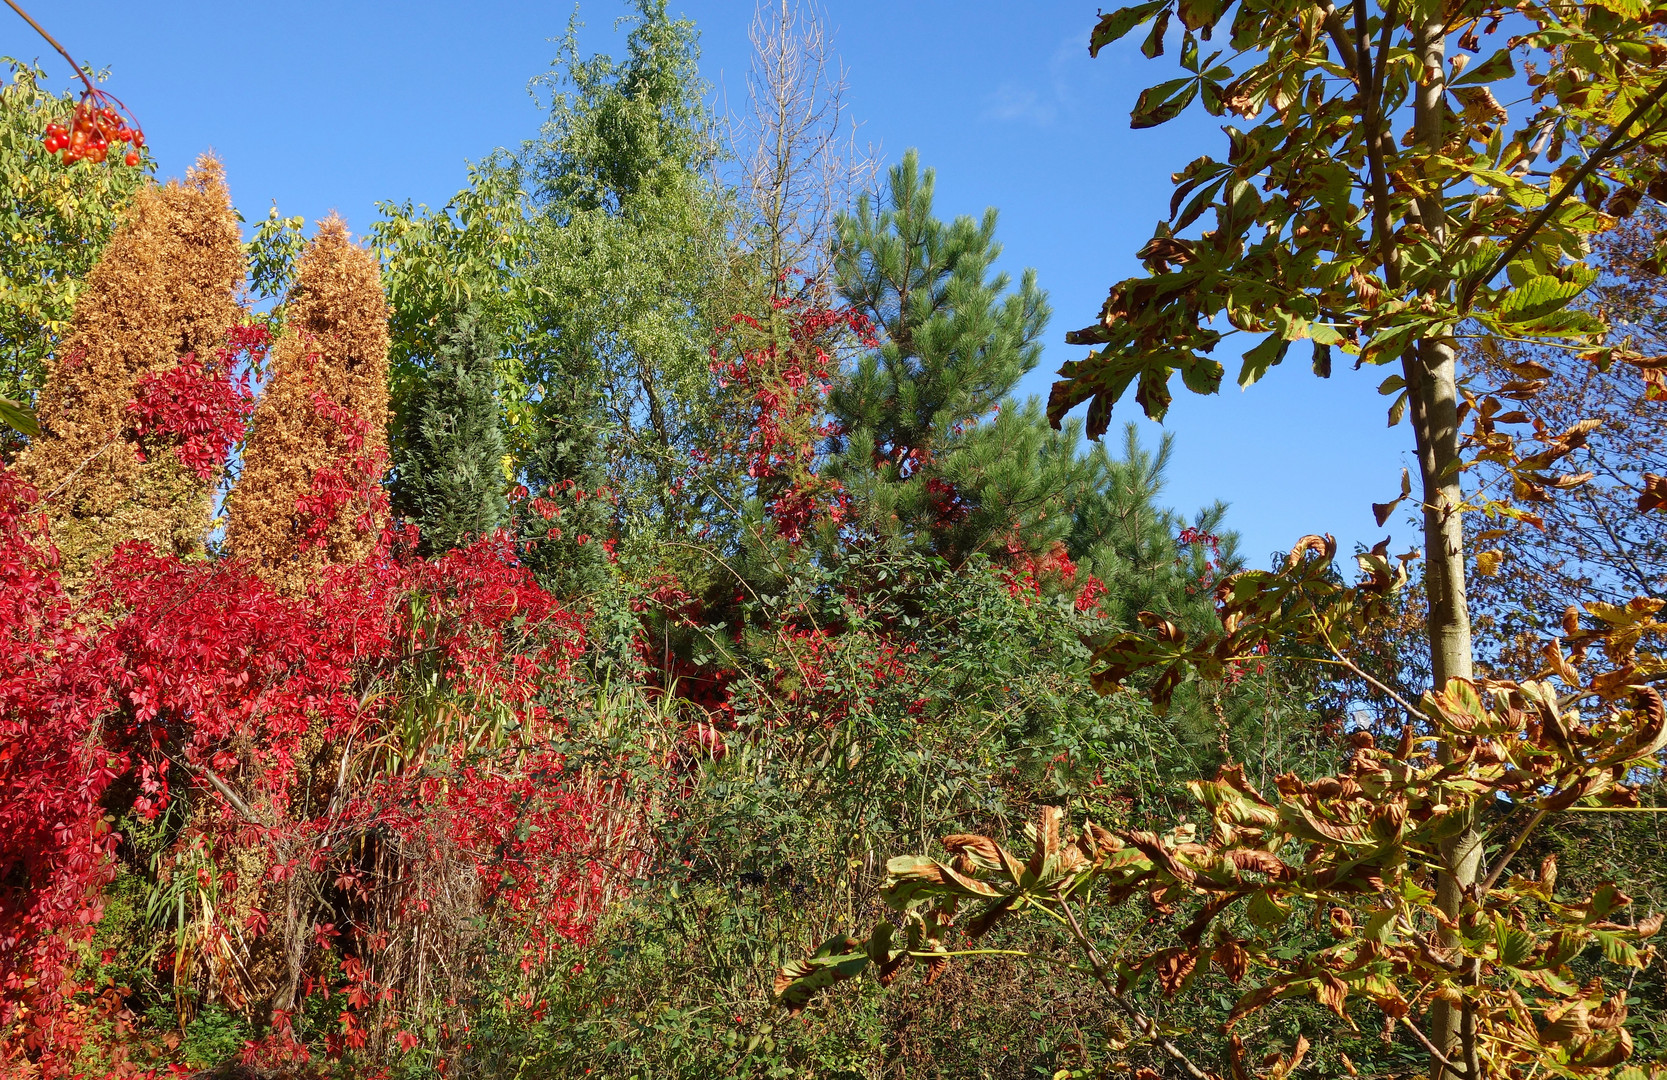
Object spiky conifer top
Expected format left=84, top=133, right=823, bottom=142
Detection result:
left=227, top=216, right=391, bottom=594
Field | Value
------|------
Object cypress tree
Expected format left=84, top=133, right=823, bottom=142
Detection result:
left=391, top=306, right=507, bottom=554
left=20, top=155, right=243, bottom=586
left=226, top=216, right=391, bottom=595
left=827, top=149, right=1074, bottom=562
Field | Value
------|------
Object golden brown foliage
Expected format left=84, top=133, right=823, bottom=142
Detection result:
left=18, top=155, right=243, bottom=584
left=226, top=215, right=390, bottom=594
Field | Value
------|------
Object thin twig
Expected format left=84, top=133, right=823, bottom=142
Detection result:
left=1060, top=897, right=1214, bottom=1080
left=1399, top=1014, right=1472, bottom=1078
left=3, top=0, right=96, bottom=94
left=1462, top=74, right=1667, bottom=310
left=1477, top=805, right=1548, bottom=896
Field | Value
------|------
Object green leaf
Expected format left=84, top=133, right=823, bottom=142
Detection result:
left=1387, top=389, right=1409, bottom=427
left=0, top=396, right=37, bottom=438
left=1131, top=78, right=1197, bottom=129
left=1175, top=0, right=1227, bottom=32
left=1181, top=357, right=1225, bottom=394
left=1311, top=341, right=1332, bottom=378
left=1141, top=8, right=1173, bottom=59
left=1174, top=176, right=1227, bottom=230
left=1089, top=0, right=1170, bottom=57
left=1450, top=48, right=1516, bottom=86
left=1495, top=921, right=1535, bottom=967
left=1247, top=890, right=1291, bottom=929
left=1492, top=273, right=1593, bottom=324
left=1237, top=332, right=1290, bottom=389
left=775, top=934, right=873, bottom=1012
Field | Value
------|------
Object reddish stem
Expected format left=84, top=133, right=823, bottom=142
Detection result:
left=4, top=0, right=97, bottom=96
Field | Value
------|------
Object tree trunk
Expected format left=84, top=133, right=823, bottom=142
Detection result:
left=1410, top=16, right=1482, bottom=1078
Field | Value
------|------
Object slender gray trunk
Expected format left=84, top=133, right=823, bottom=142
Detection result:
left=1409, top=17, right=1481, bottom=1078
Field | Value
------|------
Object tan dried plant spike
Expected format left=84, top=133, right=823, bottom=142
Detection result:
left=19, top=154, right=243, bottom=587
left=226, top=215, right=390, bottom=595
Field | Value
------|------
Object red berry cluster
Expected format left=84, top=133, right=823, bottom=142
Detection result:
left=41, top=89, right=143, bottom=166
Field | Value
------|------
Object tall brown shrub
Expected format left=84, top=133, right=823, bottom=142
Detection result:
left=19, top=156, right=243, bottom=583
left=226, top=216, right=391, bottom=594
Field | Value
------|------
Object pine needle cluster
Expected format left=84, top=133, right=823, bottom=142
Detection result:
left=19, top=155, right=242, bottom=585
left=227, top=216, right=391, bottom=594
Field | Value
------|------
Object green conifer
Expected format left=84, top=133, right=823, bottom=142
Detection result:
left=827, top=150, right=1074, bottom=562
left=391, top=305, right=508, bottom=554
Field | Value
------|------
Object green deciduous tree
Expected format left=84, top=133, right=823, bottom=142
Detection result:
left=0, top=58, right=149, bottom=440
left=390, top=304, right=509, bottom=554
left=779, top=1, right=1667, bottom=1075
left=1034, top=1, right=1667, bottom=1073
left=522, top=0, right=732, bottom=541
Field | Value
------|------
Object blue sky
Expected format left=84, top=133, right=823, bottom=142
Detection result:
left=9, top=0, right=1419, bottom=566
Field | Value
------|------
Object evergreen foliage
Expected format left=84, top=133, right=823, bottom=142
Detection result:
left=391, top=305, right=508, bottom=554
left=827, top=150, right=1071, bottom=562
left=1069, top=422, right=1241, bottom=630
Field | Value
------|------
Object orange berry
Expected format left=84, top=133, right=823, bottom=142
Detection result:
left=124, top=151, right=139, bottom=167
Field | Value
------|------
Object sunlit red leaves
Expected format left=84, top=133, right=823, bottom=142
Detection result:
left=0, top=462, right=607, bottom=1068
left=126, top=322, right=267, bottom=479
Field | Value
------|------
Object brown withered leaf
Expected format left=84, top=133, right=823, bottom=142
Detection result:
left=966, top=895, right=1018, bottom=939
left=1227, top=849, right=1291, bottom=878
left=1351, top=268, right=1383, bottom=309
left=1153, top=947, right=1198, bottom=995
left=1268, top=1034, right=1311, bottom=1080
left=941, top=833, right=1002, bottom=874
left=1083, top=821, right=1120, bottom=854
left=1215, top=935, right=1250, bottom=984
left=1544, top=639, right=1582, bottom=684
left=1568, top=1027, right=1634, bottom=1070
left=1126, top=830, right=1196, bottom=885
left=1315, top=971, right=1349, bottom=1018
left=1373, top=468, right=1412, bottom=527
left=1285, top=534, right=1336, bottom=568
left=1640, top=474, right=1667, bottom=513
left=1136, top=235, right=1198, bottom=270
left=1590, top=993, right=1629, bottom=1031
left=1136, top=610, right=1186, bottom=643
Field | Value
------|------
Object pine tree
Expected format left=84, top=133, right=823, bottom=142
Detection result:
left=390, top=305, right=507, bottom=554
left=20, top=155, right=243, bottom=585
left=226, top=216, right=391, bottom=595
left=1067, top=422, right=1241, bottom=631
left=826, top=150, right=1070, bottom=563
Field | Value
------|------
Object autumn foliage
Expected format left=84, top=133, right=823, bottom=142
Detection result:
left=0, top=174, right=634, bottom=1076
left=227, top=215, right=392, bottom=595
left=18, top=155, right=242, bottom=584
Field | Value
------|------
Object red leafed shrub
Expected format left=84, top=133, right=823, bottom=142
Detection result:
left=709, top=292, right=873, bottom=544
left=0, top=472, right=126, bottom=1070
left=126, top=321, right=268, bottom=480
left=0, top=463, right=628, bottom=1073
